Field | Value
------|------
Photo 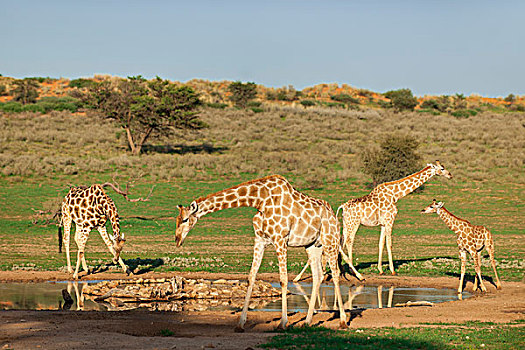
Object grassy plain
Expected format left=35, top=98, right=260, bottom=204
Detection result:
left=0, top=107, right=523, bottom=282
left=262, top=321, right=525, bottom=350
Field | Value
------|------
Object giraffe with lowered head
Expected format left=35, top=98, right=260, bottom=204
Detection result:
left=60, top=184, right=129, bottom=279
left=421, top=199, right=502, bottom=294
left=175, top=175, right=347, bottom=330
left=297, top=161, right=452, bottom=282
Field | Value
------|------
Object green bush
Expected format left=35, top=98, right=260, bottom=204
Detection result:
left=37, top=96, right=83, bottom=113
left=322, top=101, right=346, bottom=108
left=384, top=88, right=418, bottom=111
left=330, top=94, right=359, bottom=105
left=451, top=109, right=477, bottom=118
left=417, top=108, right=440, bottom=116
left=362, top=134, right=422, bottom=187
left=250, top=107, right=264, bottom=113
left=12, top=79, right=40, bottom=104
left=300, top=100, right=316, bottom=107
left=228, top=81, right=257, bottom=108
left=207, top=102, right=228, bottom=109
left=69, top=78, right=95, bottom=89
left=0, top=101, right=23, bottom=113
left=0, top=85, right=7, bottom=96
left=246, top=101, right=262, bottom=108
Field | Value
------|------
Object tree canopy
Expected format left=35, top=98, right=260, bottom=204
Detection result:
left=85, top=76, right=204, bottom=155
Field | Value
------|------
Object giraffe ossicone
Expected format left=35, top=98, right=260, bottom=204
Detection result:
left=60, top=184, right=130, bottom=279
left=175, top=175, right=348, bottom=330
left=421, top=199, right=502, bottom=294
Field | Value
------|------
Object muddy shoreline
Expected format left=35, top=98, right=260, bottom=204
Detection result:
left=1, top=271, right=524, bottom=350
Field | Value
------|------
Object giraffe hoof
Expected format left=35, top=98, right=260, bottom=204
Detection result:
left=339, top=321, right=348, bottom=329
left=391, top=271, right=397, bottom=276
left=234, top=326, right=245, bottom=333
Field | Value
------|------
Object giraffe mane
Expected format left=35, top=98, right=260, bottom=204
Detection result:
left=440, top=206, right=472, bottom=226
left=379, top=166, right=432, bottom=187
left=194, top=174, right=288, bottom=203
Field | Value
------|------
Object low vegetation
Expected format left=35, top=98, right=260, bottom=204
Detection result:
left=262, top=321, right=525, bottom=349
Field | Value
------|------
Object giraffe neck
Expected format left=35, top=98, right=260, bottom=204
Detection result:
left=382, top=166, right=435, bottom=201
left=194, top=176, right=283, bottom=218
left=436, top=207, right=463, bottom=233
left=104, top=195, right=122, bottom=240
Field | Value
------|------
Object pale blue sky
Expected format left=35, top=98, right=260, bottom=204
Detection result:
left=1, top=0, right=524, bottom=97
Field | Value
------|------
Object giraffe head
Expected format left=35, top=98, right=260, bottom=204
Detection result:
left=421, top=199, right=444, bottom=214
left=428, top=160, right=453, bottom=179
left=112, top=238, right=126, bottom=263
left=175, top=201, right=199, bottom=247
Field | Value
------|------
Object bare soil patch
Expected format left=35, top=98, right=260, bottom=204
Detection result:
left=1, top=271, right=523, bottom=350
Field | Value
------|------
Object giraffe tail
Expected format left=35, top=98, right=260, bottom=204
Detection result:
left=58, top=226, right=63, bottom=253
left=57, top=209, right=63, bottom=254
left=336, top=204, right=344, bottom=219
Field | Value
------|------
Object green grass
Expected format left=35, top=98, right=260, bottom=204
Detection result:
left=261, top=322, right=525, bottom=349
left=0, top=175, right=523, bottom=282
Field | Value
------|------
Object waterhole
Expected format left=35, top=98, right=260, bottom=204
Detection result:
left=0, top=280, right=469, bottom=312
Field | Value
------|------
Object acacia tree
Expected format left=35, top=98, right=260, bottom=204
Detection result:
left=13, top=78, right=40, bottom=104
left=228, top=81, right=257, bottom=108
left=86, top=76, right=203, bottom=155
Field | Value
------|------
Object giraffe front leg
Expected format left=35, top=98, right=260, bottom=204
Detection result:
left=377, top=226, right=387, bottom=274
left=458, top=251, right=467, bottom=295
left=63, top=219, right=73, bottom=274
left=326, top=247, right=347, bottom=328
left=487, top=239, right=502, bottom=290
left=473, top=252, right=487, bottom=292
left=276, top=245, right=289, bottom=330
left=236, top=232, right=267, bottom=332
left=384, top=224, right=396, bottom=275
left=73, top=227, right=89, bottom=279
left=342, top=220, right=363, bottom=280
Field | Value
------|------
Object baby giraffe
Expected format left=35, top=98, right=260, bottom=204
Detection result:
left=421, top=200, right=502, bottom=294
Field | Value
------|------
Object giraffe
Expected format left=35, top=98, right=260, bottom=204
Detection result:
left=175, top=175, right=347, bottom=330
left=421, top=199, right=502, bottom=294
left=296, top=161, right=453, bottom=282
left=60, top=184, right=130, bottom=279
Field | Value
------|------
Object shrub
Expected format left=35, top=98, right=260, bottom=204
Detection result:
left=504, top=94, right=516, bottom=103
left=330, top=94, right=359, bottom=105
left=451, top=109, right=477, bottom=118
left=246, top=101, right=262, bottom=108
left=12, top=78, right=39, bottom=104
left=383, top=89, right=418, bottom=111
left=0, top=101, right=23, bottom=113
left=0, top=85, right=7, bottom=96
left=362, top=133, right=422, bottom=187
left=37, top=96, right=83, bottom=113
left=69, top=78, right=95, bottom=89
left=300, top=100, right=316, bottom=107
left=207, top=102, right=228, bottom=109
left=250, top=107, right=264, bottom=113
left=228, top=81, right=257, bottom=108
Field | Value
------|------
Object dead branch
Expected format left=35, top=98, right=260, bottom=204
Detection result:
left=101, top=180, right=155, bottom=202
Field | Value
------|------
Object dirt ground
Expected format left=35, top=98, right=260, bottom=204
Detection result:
left=1, top=270, right=524, bottom=350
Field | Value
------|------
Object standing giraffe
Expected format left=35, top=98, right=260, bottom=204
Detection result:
left=421, top=199, right=502, bottom=294
left=296, top=161, right=452, bottom=281
left=60, top=184, right=130, bottom=279
left=175, top=175, right=347, bottom=330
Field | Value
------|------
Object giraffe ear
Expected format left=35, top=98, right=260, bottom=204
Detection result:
left=437, top=202, right=444, bottom=208
left=189, top=201, right=199, bottom=214
left=435, top=160, right=441, bottom=166
left=177, top=205, right=183, bottom=212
